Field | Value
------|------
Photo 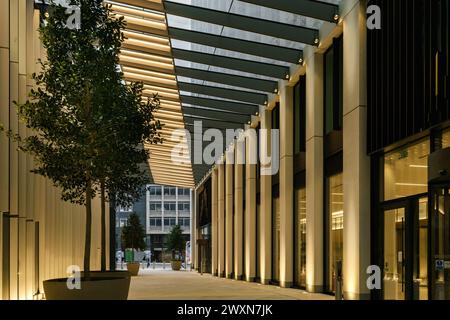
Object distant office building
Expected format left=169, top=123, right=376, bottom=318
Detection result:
left=116, top=185, right=192, bottom=262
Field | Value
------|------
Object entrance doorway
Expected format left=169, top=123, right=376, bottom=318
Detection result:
left=382, top=195, right=428, bottom=300
left=430, top=186, right=450, bottom=299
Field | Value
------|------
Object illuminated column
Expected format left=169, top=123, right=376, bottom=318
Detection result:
left=211, top=167, right=218, bottom=276
left=279, top=83, right=294, bottom=288
left=0, top=0, right=10, bottom=298
left=343, top=1, right=371, bottom=300
left=259, top=108, right=272, bottom=284
left=245, top=128, right=256, bottom=282
left=305, top=50, right=324, bottom=293
left=225, top=147, right=234, bottom=278
left=217, top=162, right=225, bottom=277
left=234, top=136, right=244, bottom=280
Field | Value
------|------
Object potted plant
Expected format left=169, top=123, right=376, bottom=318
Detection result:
left=3, top=0, right=161, bottom=299
left=121, top=213, right=146, bottom=276
left=166, top=225, right=185, bottom=271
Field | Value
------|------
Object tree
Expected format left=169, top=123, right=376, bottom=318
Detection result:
left=121, top=213, right=146, bottom=260
left=166, top=225, right=185, bottom=260
left=6, top=0, right=161, bottom=277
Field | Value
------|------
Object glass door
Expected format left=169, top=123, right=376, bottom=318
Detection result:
left=431, top=186, right=450, bottom=300
left=383, top=207, right=406, bottom=300
left=382, top=196, right=429, bottom=300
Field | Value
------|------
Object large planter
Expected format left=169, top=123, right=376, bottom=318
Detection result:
left=43, top=271, right=131, bottom=300
left=127, top=262, right=140, bottom=276
left=171, top=260, right=182, bottom=271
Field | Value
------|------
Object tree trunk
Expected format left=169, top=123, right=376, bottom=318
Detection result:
left=84, top=181, right=92, bottom=279
left=100, top=180, right=106, bottom=272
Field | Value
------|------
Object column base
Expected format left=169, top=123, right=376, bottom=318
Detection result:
left=344, top=291, right=371, bottom=300
left=234, top=275, right=243, bottom=281
left=219, top=271, right=226, bottom=278
left=306, top=284, right=324, bottom=293
left=280, top=281, right=293, bottom=288
left=261, top=278, right=271, bottom=285
left=212, top=271, right=218, bottom=277
left=245, top=277, right=255, bottom=283
left=226, top=273, right=233, bottom=279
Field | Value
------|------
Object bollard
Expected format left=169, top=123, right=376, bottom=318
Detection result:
left=335, top=260, right=344, bottom=300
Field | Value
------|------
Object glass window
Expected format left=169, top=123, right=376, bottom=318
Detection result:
left=164, top=202, right=176, bottom=211
left=294, top=187, right=306, bottom=288
left=149, top=218, right=162, bottom=227
left=149, top=202, right=162, bottom=211
left=272, top=195, right=280, bottom=282
left=119, top=218, right=128, bottom=227
left=328, top=173, right=343, bottom=293
left=294, top=76, right=306, bottom=154
left=324, top=37, right=343, bottom=135
left=384, top=139, right=430, bottom=201
left=164, top=187, right=176, bottom=196
left=443, top=128, right=450, bottom=149
left=149, top=186, right=161, bottom=196
left=178, top=202, right=190, bottom=211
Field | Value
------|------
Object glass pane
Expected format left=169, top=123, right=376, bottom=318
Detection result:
left=443, top=128, right=450, bottom=149
left=384, top=139, right=430, bottom=201
left=328, top=173, right=343, bottom=293
left=295, top=187, right=306, bottom=288
left=324, top=47, right=334, bottom=134
left=433, top=188, right=450, bottom=300
left=414, top=197, right=428, bottom=300
left=272, top=196, right=280, bottom=282
left=384, top=208, right=405, bottom=300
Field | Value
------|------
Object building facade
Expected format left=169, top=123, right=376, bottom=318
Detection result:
left=190, top=0, right=450, bottom=300
left=116, top=185, right=192, bottom=262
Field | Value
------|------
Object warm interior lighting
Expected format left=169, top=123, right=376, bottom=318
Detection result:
left=394, top=183, right=428, bottom=187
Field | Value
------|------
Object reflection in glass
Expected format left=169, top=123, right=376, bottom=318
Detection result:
left=294, top=188, right=306, bottom=288
left=433, top=188, right=450, bottom=300
left=415, top=198, right=428, bottom=300
left=328, top=173, right=343, bottom=293
left=384, top=208, right=405, bottom=300
left=272, top=196, right=280, bottom=282
left=443, top=128, right=450, bottom=149
left=384, top=139, right=430, bottom=201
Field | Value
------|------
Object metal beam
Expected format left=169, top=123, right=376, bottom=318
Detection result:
left=184, top=117, right=245, bottom=130
left=163, top=1, right=319, bottom=45
left=180, top=95, right=258, bottom=115
left=238, top=0, right=338, bottom=22
left=178, top=82, right=267, bottom=105
left=113, top=0, right=164, bottom=12
left=172, top=48, right=289, bottom=79
left=168, top=27, right=302, bottom=64
left=175, top=66, right=278, bottom=93
left=182, top=106, right=251, bottom=124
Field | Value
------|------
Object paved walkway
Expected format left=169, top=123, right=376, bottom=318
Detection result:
left=128, top=269, right=332, bottom=300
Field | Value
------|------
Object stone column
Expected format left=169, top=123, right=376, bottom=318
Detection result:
left=259, top=108, right=272, bottom=284
left=279, top=83, right=294, bottom=288
left=234, top=137, right=245, bottom=280
left=211, top=167, right=218, bottom=276
left=0, top=0, right=10, bottom=298
left=217, top=162, right=225, bottom=277
left=245, top=129, right=256, bottom=282
left=343, top=0, right=371, bottom=300
left=225, top=147, right=234, bottom=278
left=305, top=49, right=324, bottom=293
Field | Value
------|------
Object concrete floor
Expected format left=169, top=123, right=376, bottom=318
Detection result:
left=128, top=269, right=333, bottom=300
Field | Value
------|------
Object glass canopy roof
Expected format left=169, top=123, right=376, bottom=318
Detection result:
left=107, top=0, right=342, bottom=186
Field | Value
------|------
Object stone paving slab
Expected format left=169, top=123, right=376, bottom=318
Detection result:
left=128, top=269, right=333, bottom=300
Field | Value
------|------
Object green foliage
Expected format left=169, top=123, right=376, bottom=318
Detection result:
left=4, top=0, right=162, bottom=273
left=166, top=225, right=185, bottom=260
left=121, top=213, right=146, bottom=252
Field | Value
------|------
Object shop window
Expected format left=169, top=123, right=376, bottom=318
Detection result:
left=294, top=187, right=306, bottom=288
left=324, top=37, right=343, bottom=135
left=327, top=173, right=343, bottom=293
left=384, top=139, right=430, bottom=201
